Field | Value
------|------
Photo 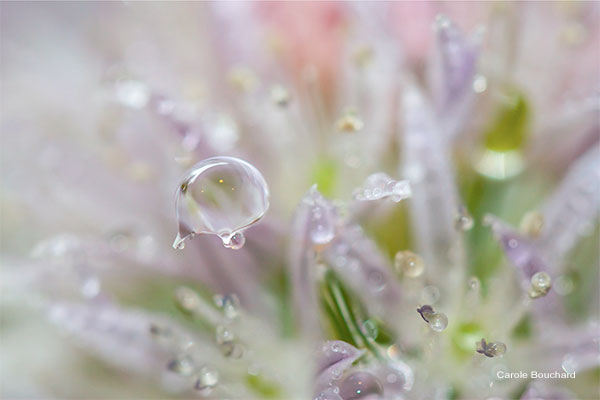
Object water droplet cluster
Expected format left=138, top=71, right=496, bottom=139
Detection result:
left=173, top=157, right=269, bottom=250
left=353, top=173, right=411, bottom=202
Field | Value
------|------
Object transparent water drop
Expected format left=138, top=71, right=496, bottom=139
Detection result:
left=195, top=366, right=219, bottom=391
left=214, top=293, right=240, bottom=319
left=428, top=313, right=448, bottom=332
left=455, top=206, right=474, bottom=231
left=367, top=270, right=386, bottom=292
left=528, top=271, right=552, bottom=299
left=173, top=157, right=269, bottom=250
left=336, top=110, right=364, bottom=133
left=353, top=173, right=411, bottom=203
left=220, top=341, right=244, bottom=359
left=339, top=371, right=383, bottom=400
left=167, top=356, right=194, bottom=376
left=531, top=271, right=552, bottom=291
left=361, top=320, right=378, bottom=340
left=174, top=286, right=201, bottom=315
left=394, top=250, right=425, bottom=278
left=220, top=231, right=246, bottom=250
left=304, top=185, right=336, bottom=245
left=476, top=339, right=507, bottom=358
left=215, top=325, right=235, bottom=345
left=468, top=276, right=481, bottom=291
left=331, top=342, right=341, bottom=353
left=519, top=210, right=544, bottom=238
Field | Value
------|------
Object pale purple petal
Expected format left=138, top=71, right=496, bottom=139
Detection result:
left=538, top=147, right=600, bottom=268
left=400, top=84, right=464, bottom=277
left=322, top=224, right=402, bottom=316
left=288, top=187, right=329, bottom=338
left=46, top=302, right=177, bottom=377
left=429, top=15, right=480, bottom=139
left=485, top=214, right=550, bottom=283
left=315, top=341, right=364, bottom=392
left=520, top=381, right=575, bottom=400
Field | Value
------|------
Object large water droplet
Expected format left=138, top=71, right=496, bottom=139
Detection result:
left=173, top=157, right=269, bottom=250
left=339, top=371, right=383, bottom=400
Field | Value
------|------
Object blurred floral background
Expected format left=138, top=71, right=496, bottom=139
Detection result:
left=1, top=2, right=599, bottom=399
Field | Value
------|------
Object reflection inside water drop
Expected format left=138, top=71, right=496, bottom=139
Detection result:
left=173, top=157, right=269, bottom=250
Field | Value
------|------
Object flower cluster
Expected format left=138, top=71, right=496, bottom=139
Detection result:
left=1, top=2, right=599, bottom=399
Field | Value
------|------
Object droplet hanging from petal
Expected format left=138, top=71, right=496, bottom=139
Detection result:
left=173, top=156, right=269, bottom=250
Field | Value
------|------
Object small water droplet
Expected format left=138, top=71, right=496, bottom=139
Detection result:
left=195, top=366, right=219, bottom=391
left=214, top=293, right=241, bottom=319
left=394, top=250, right=425, bottom=278
left=455, top=206, right=474, bottom=231
left=305, top=186, right=336, bottom=245
left=367, top=270, right=386, bottom=292
left=519, top=210, right=544, bottom=238
left=215, top=325, right=235, bottom=345
left=361, top=320, right=378, bottom=340
left=476, top=338, right=507, bottom=358
left=331, top=342, right=341, bottom=353
left=468, top=276, right=481, bottom=291
left=336, top=110, right=364, bottom=133
left=428, top=313, right=448, bottom=332
left=173, top=157, right=269, bottom=250
left=167, top=356, right=194, bottom=376
left=472, top=74, right=488, bottom=94
left=115, top=79, right=149, bottom=109
left=339, top=371, right=383, bottom=399
left=528, top=271, right=552, bottom=299
left=174, top=286, right=200, bottom=315
left=220, top=231, right=246, bottom=250
left=220, top=341, right=244, bottom=359
left=270, top=85, right=291, bottom=107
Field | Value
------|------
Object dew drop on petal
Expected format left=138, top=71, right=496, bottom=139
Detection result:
left=361, top=319, right=379, bottom=340
left=167, top=356, right=194, bottom=376
left=195, top=366, right=219, bottom=391
left=528, top=271, right=552, bottom=299
left=173, top=157, right=269, bottom=250
left=455, top=205, right=474, bottom=231
left=519, top=210, right=544, bottom=238
left=305, top=186, right=336, bottom=245
left=428, top=313, right=448, bottom=332
left=339, top=371, right=383, bottom=400
left=531, top=271, right=552, bottom=291
left=353, top=173, right=411, bottom=202
left=215, top=325, right=235, bottom=345
left=394, top=250, right=424, bottom=278
left=487, top=342, right=506, bottom=357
